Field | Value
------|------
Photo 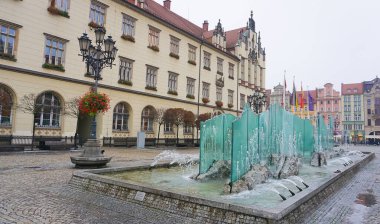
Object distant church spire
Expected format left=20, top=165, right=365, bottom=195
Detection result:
left=248, top=10, right=255, bottom=32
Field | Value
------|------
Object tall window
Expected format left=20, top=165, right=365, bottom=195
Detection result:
left=168, top=72, right=178, bottom=92
left=170, top=36, right=180, bottom=56
left=54, top=0, right=70, bottom=12
left=0, top=86, right=12, bottom=126
left=119, top=57, right=133, bottom=82
left=217, top=57, right=223, bottom=74
left=44, top=35, right=66, bottom=67
left=228, top=63, right=234, bottom=79
left=248, top=60, right=251, bottom=83
left=164, top=122, right=173, bottom=132
left=113, top=103, right=129, bottom=131
left=241, top=58, right=245, bottom=81
left=148, top=26, right=160, bottom=48
left=0, top=22, right=17, bottom=58
left=146, top=66, right=157, bottom=88
left=186, top=78, right=195, bottom=97
left=228, top=90, right=234, bottom=105
left=216, top=87, right=223, bottom=101
left=188, top=44, right=196, bottom=63
left=183, top=123, right=193, bottom=134
left=89, top=1, right=106, bottom=27
left=35, top=92, right=61, bottom=127
left=202, top=82, right=210, bottom=99
left=240, top=94, right=245, bottom=109
left=203, top=51, right=211, bottom=69
left=122, top=14, right=136, bottom=38
left=141, top=106, right=155, bottom=131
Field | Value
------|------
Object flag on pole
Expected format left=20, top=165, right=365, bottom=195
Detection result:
left=308, top=91, right=314, bottom=111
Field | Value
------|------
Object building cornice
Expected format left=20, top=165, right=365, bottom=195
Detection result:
left=0, top=64, right=240, bottom=113
left=112, top=0, right=240, bottom=62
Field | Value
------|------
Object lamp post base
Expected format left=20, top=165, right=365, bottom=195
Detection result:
left=70, top=139, right=112, bottom=168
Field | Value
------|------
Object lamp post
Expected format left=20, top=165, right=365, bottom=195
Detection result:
left=78, top=28, right=117, bottom=140
left=71, top=28, right=117, bottom=167
left=247, top=90, right=266, bottom=161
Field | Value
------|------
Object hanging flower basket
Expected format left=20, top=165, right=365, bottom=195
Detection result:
left=78, top=91, right=110, bottom=117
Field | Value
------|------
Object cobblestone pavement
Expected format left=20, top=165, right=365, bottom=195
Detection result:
left=302, top=145, right=380, bottom=224
left=1, top=146, right=380, bottom=224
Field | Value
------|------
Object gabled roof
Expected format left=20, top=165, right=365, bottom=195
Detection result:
left=341, top=83, right=363, bottom=95
left=225, top=27, right=246, bottom=49
left=143, top=0, right=204, bottom=38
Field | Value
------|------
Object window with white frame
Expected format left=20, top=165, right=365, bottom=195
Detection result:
left=52, top=0, right=70, bottom=12
left=170, top=35, right=180, bottom=56
left=141, top=106, right=155, bottom=131
left=164, top=122, right=173, bottom=132
left=119, top=57, right=133, bottom=82
left=241, top=58, right=245, bottom=81
left=168, top=72, right=178, bottom=92
left=217, top=57, right=223, bottom=74
left=240, top=94, right=245, bottom=109
left=186, top=78, right=195, bottom=97
left=89, top=1, right=106, bottom=27
left=146, top=66, right=157, bottom=88
left=148, top=26, right=160, bottom=47
left=188, top=44, right=196, bottom=63
left=35, top=92, right=61, bottom=127
left=216, top=87, right=223, bottom=101
left=202, top=82, right=210, bottom=99
left=228, top=63, right=234, bottom=79
left=0, top=22, right=17, bottom=58
left=183, top=123, right=193, bottom=134
left=203, top=51, right=211, bottom=69
left=122, top=14, right=136, bottom=38
left=228, top=90, right=234, bottom=105
left=113, top=102, right=129, bottom=131
left=44, top=35, right=66, bottom=67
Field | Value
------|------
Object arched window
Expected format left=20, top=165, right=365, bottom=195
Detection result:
left=35, top=92, right=61, bottom=127
left=0, top=86, right=13, bottom=126
left=113, top=103, right=129, bottom=131
left=141, top=106, right=155, bottom=131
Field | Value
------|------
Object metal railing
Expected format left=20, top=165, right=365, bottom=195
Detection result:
left=102, top=137, right=200, bottom=148
left=0, top=135, right=78, bottom=150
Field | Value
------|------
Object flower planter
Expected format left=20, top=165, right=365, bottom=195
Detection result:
left=42, top=63, right=65, bottom=72
left=147, top=45, right=160, bottom=52
left=228, top=103, right=234, bottom=108
left=121, top=34, right=135, bottom=42
left=215, top=101, right=223, bottom=107
left=79, top=91, right=110, bottom=117
left=186, top=94, right=195, bottom=99
left=188, top=60, right=196, bottom=66
left=202, top=98, right=210, bottom=104
left=167, top=90, right=178, bottom=95
left=169, top=52, right=179, bottom=59
left=118, top=80, right=133, bottom=86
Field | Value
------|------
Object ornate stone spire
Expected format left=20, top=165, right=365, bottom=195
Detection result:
left=248, top=10, right=255, bottom=31
left=213, top=19, right=224, bottom=36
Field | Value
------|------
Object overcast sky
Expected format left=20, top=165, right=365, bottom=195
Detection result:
left=171, top=0, right=380, bottom=91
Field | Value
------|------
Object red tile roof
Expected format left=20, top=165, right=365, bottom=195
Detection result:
left=143, top=0, right=204, bottom=38
left=341, top=83, right=363, bottom=95
left=226, top=27, right=246, bottom=49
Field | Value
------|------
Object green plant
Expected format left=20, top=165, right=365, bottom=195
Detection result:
left=88, top=21, right=104, bottom=29
left=203, top=66, right=211, bottom=71
left=42, top=63, right=65, bottom=72
left=147, top=45, right=160, bottom=52
left=47, top=6, right=70, bottom=18
left=118, top=80, right=132, bottom=86
left=186, top=94, right=195, bottom=99
left=228, top=103, right=234, bottom=108
left=121, top=34, right=135, bottom=42
left=78, top=91, right=110, bottom=117
left=145, top=86, right=157, bottom=91
left=167, top=90, right=178, bottom=95
left=169, top=52, right=179, bottom=59
left=188, top=60, right=196, bottom=65
left=0, top=53, right=16, bottom=62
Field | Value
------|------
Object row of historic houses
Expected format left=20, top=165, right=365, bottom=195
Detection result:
left=0, top=0, right=266, bottom=146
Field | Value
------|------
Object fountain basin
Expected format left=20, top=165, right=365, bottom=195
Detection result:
left=69, top=152, right=374, bottom=223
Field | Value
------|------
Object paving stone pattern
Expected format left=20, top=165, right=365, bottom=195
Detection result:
left=0, top=146, right=380, bottom=224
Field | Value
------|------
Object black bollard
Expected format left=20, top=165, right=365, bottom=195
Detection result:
left=289, top=189, right=295, bottom=196
left=296, top=186, right=303, bottom=191
left=302, top=182, right=309, bottom=188
left=279, top=194, right=287, bottom=201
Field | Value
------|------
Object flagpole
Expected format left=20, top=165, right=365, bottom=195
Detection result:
left=307, top=85, right=310, bottom=119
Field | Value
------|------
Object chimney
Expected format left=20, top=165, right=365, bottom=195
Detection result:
left=203, top=20, right=209, bottom=32
left=163, top=0, right=171, bottom=10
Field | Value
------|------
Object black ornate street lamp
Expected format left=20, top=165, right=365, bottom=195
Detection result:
left=78, top=28, right=118, bottom=140
left=71, top=28, right=117, bottom=167
left=248, top=91, right=266, bottom=113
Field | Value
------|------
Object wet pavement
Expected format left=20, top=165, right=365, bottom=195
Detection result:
left=1, top=146, right=380, bottom=223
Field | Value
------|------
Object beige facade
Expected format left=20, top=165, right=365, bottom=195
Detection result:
left=0, top=0, right=266, bottom=140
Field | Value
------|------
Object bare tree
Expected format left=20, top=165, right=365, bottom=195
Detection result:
left=164, top=108, right=185, bottom=144
left=64, top=97, right=80, bottom=118
left=154, top=108, right=167, bottom=145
